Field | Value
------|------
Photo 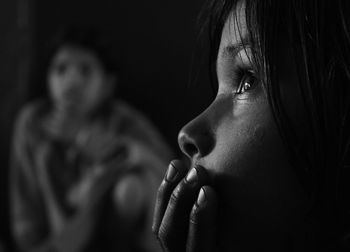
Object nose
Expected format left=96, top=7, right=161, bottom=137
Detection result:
left=66, top=67, right=84, bottom=86
left=178, top=113, right=215, bottom=159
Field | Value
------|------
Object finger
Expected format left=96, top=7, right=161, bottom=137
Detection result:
left=152, top=160, right=189, bottom=235
left=187, top=186, right=218, bottom=252
left=157, top=165, right=209, bottom=251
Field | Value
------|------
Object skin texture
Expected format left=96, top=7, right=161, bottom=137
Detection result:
left=153, top=2, right=308, bottom=251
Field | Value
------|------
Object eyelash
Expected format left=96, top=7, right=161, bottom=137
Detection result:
left=233, top=67, right=257, bottom=95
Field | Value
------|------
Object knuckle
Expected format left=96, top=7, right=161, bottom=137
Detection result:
left=157, top=225, right=172, bottom=250
left=189, top=204, right=200, bottom=225
left=157, top=220, right=186, bottom=251
left=169, top=181, right=185, bottom=205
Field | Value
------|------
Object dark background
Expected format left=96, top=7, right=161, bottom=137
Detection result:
left=0, top=0, right=213, bottom=250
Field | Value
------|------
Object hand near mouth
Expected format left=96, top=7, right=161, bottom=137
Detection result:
left=152, top=159, right=219, bottom=252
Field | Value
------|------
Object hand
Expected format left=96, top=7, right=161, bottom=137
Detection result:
left=152, top=160, right=218, bottom=252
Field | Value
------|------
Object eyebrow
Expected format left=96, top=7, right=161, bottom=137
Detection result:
left=221, top=37, right=250, bottom=60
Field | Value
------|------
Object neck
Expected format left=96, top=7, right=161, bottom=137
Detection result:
left=46, top=105, right=89, bottom=141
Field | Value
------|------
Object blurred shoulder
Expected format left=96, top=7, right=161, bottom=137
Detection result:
left=110, top=99, right=174, bottom=161
left=14, top=99, right=49, bottom=133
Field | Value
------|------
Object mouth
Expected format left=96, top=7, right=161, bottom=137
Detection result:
left=63, top=89, right=81, bottom=101
left=192, top=162, right=219, bottom=187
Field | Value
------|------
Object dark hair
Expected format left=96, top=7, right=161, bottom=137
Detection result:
left=202, top=0, right=350, bottom=250
left=45, top=26, right=117, bottom=74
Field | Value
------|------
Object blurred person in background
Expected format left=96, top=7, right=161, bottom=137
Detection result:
left=9, top=27, right=172, bottom=252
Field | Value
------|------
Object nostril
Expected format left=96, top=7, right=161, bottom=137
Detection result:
left=183, top=142, right=198, bottom=158
left=178, top=118, right=215, bottom=159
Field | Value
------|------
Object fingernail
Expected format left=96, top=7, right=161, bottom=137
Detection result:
left=196, top=187, right=206, bottom=206
left=185, top=167, right=198, bottom=184
left=165, top=163, right=177, bottom=182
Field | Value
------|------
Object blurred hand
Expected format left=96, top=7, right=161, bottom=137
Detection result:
left=152, top=160, right=218, bottom=252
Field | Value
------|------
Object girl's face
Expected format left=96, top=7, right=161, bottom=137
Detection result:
left=178, top=3, right=308, bottom=250
left=48, top=45, right=113, bottom=116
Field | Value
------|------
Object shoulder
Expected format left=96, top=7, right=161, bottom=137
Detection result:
left=13, top=99, right=49, bottom=139
left=110, top=100, right=173, bottom=161
left=10, top=100, right=49, bottom=177
left=15, top=99, right=48, bottom=128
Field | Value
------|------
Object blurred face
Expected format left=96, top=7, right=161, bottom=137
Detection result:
left=178, top=2, right=307, bottom=251
left=48, top=45, right=113, bottom=116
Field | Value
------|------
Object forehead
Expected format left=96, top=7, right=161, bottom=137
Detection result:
left=52, top=45, right=101, bottom=65
left=219, top=1, right=248, bottom=54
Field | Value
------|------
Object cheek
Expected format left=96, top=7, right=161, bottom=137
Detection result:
left=208, top=97, right=274, bottom=178
left=83, top=77, right=108, bottom=106
left=82, top=77, right=104, bottom=97
left=206, top=98, right=306, bottom=235
left=48, top=77, right=64, bottom=99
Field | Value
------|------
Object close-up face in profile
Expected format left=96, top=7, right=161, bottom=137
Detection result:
left=48, top=45, right=113, bottom=115
left=178, top=2, right=308, bottom=250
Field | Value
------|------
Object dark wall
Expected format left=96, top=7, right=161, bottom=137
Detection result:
left=0, top=0, right=16, bottom=246
left=0, top=0, right=34, bottom=250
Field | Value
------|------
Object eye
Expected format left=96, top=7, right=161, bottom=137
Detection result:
left=54, top=63, right=67, bottom=75
left=235, top=70, right=257, bottom=94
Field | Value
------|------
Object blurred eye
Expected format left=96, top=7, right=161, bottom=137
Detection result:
left=54, top=63, right=67, bottom=75
left=235, top=69, right=257, bottom=95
